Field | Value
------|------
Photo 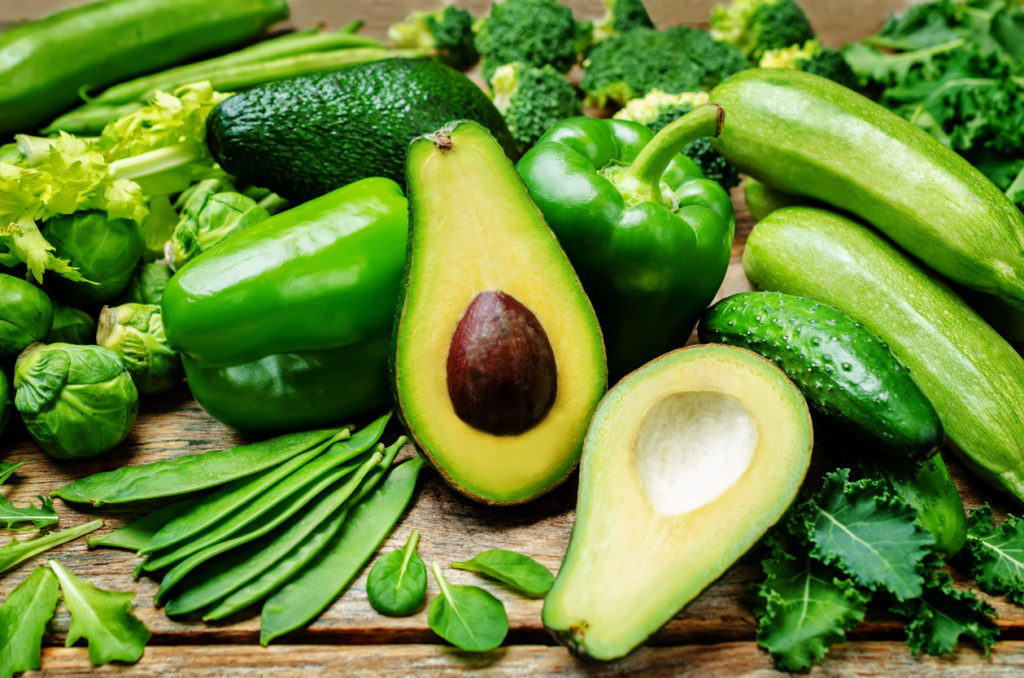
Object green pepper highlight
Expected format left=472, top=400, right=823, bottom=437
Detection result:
left=516, top=105, right=734, bottom=378
left=162, top=177, right=408, bottom=434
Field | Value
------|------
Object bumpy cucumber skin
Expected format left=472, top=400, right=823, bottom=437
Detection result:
left=712, top=69, right=1024, bottom=314
left=743, top=206, right=1024, bottom=503
left=699, top=291, right=941, bottom=465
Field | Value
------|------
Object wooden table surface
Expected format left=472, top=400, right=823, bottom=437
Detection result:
left=5, top=0, right=1021, bottom=675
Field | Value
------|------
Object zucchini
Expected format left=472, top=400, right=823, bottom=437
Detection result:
left=743, top=178, right=807, bottom=222
left=712, top=69, right=1024, bottom=315
left=743, top=206, right=1024, bottom=503
left=699, top=291, right=942, bottom=465
left=0, top=0, right=289, bottom=135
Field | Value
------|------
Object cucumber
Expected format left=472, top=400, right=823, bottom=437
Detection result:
left=743, top=206, right=1024, bottom=503
left=712, top=69, right=1024, bottom=315
left=699, top=291, right=942, bottom=465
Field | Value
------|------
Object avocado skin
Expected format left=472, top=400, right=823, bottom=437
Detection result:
left=206, top=58, right=521, bottom=202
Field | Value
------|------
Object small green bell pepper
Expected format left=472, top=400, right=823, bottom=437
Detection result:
left=516, top=105, right=734, bottom=378
left=161, top=177, right=407, bottom=434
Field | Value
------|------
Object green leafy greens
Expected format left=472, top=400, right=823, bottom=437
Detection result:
left=451, top=548, right=554, bottom=598
left=0, top=566, right=60, bottom=678
left=427, top=561, right=508, bottom=652
left=0, top=520, right=102, bottom=575
left=0, top=461, right=58, bottom=530
left=959, top=506, right=1024, bottom=604
left=366, top=529, right=427, bottom=616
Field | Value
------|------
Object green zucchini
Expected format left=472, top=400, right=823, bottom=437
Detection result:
left=712, top=69, right=1024, bottom=315
left=699, top=291, right=942, bottom=465
left=743, top=178, right=806, bottom=222
left=0, top=0, right=289, bottom=135
left=743, top=206, right=1024, bottom=503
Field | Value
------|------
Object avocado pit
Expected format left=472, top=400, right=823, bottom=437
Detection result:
left=446, top=290, right=557, bottom=436
left=634, top=391, right=758, bottom=515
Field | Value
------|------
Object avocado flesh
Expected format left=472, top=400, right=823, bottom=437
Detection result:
left=544, top=344, right=812, bottom=660
left=393, top=120, right=606, bottom=505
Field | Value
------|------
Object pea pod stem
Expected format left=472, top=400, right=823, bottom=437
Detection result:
left=620, top=104, right=724, bottom=206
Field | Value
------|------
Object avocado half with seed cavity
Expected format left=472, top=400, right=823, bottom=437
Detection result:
left=391, top=119, right=606, bottom=505
left=544, top=344, right=812, bottom=660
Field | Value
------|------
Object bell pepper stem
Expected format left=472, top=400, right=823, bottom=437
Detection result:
left=621, top=104, right=724, bottom=205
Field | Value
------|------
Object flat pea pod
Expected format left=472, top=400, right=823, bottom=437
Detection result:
left=53, top=427, right=344, bottom=506
left=260, top=456, right=424, bottom=645
left=0, top=274, right=52, bottom=360
left=86, top=499, right=194, bottom=552
left=142, top=413, right=389, bottom=554
left=0, top=0, right=289, bottom=135
left=204, top=439, right=404, bottom=621
left=144, top=441, right=374, bottom=572
left=154, top=450, right=383, bottom=606
left=743, top=206, right=1024, bottom=502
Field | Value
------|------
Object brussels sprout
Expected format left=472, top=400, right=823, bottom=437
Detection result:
left=43, top=210, right=144, bottom=306
left=0, top=273, right=53, bottom=359
left=0, top=370, right=11, bottom=439
left=169, top=190, right=269, bottom=270
left=44, top=302, right=97, bottom=345
left=115, top=263, right=173, bottom=306
left=96, top=304, right=182, bottom=394
left=14, top=343, right=138, bottom=459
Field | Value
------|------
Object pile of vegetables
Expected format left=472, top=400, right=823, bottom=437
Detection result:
left=3, top=0, right=1024, bottom=673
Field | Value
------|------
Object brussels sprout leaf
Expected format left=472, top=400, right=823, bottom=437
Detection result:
left=427, top=561, right=507, bottom=652
left=0, top=566, right=60, bottom=678
left=802, top=469, right=933, bottom=600
left=48, top=560, right=150, bottom=665
left=451, top=549, right=553, bottom=597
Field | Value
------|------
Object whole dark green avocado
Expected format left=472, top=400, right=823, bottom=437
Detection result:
left=206, top=58, right=521, bottom=202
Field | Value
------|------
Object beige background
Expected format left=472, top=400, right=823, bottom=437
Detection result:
left=3, top=0, right=914, bottom=46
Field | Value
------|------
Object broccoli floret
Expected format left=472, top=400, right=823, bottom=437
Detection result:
left=581, top=26, right=747, bottom=108
left=388, top=5, right=479, bottom=71
left=474, top=0, right=592, bottom=80
left=592, top=0, right=655, bottom=42
left=710, top=0, right=815, bottom=62
left=490, top=63, right=583, bottom=150
left=758, top=40, right=858, bottom=89
left=614, top=89, right=741, bottom=191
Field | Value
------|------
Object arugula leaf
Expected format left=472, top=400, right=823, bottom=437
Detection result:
left=753, top=529, right=868, bottom=672
left=451, top=549, right=554, bottom=598
left=0, top=463, right=21, bottom=486
left=802, top=469, right=933, bottom=601
left=0, top=520, right=102, bottom=575
left=960, top=506, right=1024, bottom=604
left=0, top=495, right=58, bottom=531
left=0, top=566, right=60, bottom=678
left=891, top=558, right=999, bottom=656
left=48, top=560, right=149, bottom=665
left=427, top=561, right=508, bottom=652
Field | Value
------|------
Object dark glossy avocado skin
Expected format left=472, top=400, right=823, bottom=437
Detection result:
left=206, top=58, right=520, bottom=202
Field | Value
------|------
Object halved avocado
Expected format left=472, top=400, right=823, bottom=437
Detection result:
left=392, top=120, right=606, bottom=505
left=544, top=344, right=812, bottom=660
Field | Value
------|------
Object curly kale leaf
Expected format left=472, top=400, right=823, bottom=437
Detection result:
left=959, top=506, right=1024, bottom=604
left=891, top=558, right=999, bottom=656
left=802, top=469, right=934, bottom=601
left=753, top=527, right=868, bottom=672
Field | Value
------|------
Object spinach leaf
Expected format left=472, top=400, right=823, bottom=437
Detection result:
left=427, top=561, right=507, bottom=652
left=0, top=566, right=60, bottom=677
left=451, top=549, right=553, bottom=598
left=48, top=559, right=150, bottom=665
left=367, top=530, right=427, bottom=616
left=0, top=520, right=102, bottom=575
left=53, top=426, right=347, bottom=505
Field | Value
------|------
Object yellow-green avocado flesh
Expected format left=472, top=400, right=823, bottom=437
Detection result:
left=392, top=120, right=607, bottom=505
left=544, top=344, right=812, bottom=660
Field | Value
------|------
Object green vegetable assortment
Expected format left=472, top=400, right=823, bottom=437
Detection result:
left=4, top=0, right=1024, bottom=672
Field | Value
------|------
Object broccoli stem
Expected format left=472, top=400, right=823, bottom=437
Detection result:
left=620, top=104, right=724, bottom=205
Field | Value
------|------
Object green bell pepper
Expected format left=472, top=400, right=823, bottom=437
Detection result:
left=162, top=177, right=407, bottom=434
left=516, top=105, right=734, bottom=378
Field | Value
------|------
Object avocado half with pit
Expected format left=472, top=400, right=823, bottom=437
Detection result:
left=544, top=344, right=812, bottom=660
left=391, top=120, right=607, bottom=505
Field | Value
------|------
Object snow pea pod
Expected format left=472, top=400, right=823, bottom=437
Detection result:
left=155, top=449, right=383, bottom=606
left=201, top=437, right=405, bottom=620
left=165, top=439, right=402, bottom=616
left=86, top=499, right=194, bottom=551
left=142, top=413, right=390, bottom=555
left=53, top=427, right=345, bottom=506
left=260, top=456, right=424, bottom=645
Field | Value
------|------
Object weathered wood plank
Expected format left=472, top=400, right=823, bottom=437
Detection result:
left=25, top=641, right=1024, bottom=677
